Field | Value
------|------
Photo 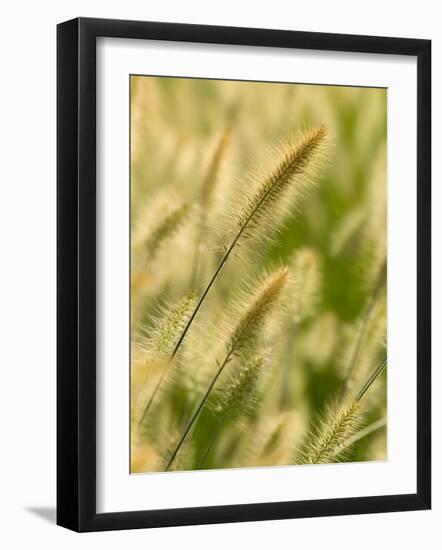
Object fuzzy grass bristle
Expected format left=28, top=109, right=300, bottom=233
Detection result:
left=165, top=267, right=289, bottom=470
left=168, top=128, right=326, bottom=360
left=136, top=290, right=198, bottom=429
left=291, top=247, right=322, bottom=323
left=233, top=125, right=327, bottom=242
left=299, top=358, right=387, bottom=464
left=258, top=411, right=300, bottom=466
left=130, top=77, right=387, bottom=473
left=300, top=400, right=363, bottom=464
left=213, top=354, right=266, bottom=419
left=138, top=290, right=198, bottom=358
left=228, top=267, right=289, bottom=357
left=145, top=201, right=192, bottom=259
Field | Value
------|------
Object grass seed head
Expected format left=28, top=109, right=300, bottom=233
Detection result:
left=228, top=267, right=289, bottom=358
left=231, top=126, right=328, bottom=244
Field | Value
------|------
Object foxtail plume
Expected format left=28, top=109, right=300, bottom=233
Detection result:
left=166, top=267, right=289, bottom=470
left=172, top=127, right=327, bottom=359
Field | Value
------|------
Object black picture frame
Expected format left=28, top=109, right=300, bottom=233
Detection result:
left=57, top=17, right=431, bottom=532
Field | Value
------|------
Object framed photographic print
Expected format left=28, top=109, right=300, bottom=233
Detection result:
left=57, top=17, right=431, bottom=531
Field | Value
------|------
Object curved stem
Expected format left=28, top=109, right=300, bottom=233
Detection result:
left=165, top=350, right=233, bottom=471
left=171, top=240, right=237, bottom=360
left=280, top=327, right=296, bottom=410
left=138, top=218, right=248, bottom=429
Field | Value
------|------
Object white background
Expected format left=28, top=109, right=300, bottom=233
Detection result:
left=0, top=1, right=439, bottom=548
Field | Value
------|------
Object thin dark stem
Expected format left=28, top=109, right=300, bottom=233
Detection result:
left=137, top=360, right=172, bottom=429
left=355, top=358, right=387, bottom=403
left=138, top=235, right=232, bottom=427
left=341, top=261, right=386, bottom=396
left=166, top=350, right=233, bottom=471
left=331, top=417, right=386, bottom=458
left=138, top=208, right=239, bottom=432
left=141, top=148, right=310, bottom=430
left=171, top=239, right=237, bottom=359
left=171, top=152, right=302, bottom=360
left=197, top=416, right=226, bottom=470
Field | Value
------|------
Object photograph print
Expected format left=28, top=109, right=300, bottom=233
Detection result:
left=129, top=75, right=387, bottom=474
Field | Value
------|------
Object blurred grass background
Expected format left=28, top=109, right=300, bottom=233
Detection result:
left=130, top=76, right=387, bottom=472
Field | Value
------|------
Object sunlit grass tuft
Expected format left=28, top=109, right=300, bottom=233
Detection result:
left=129, top=76, right=387, bottom=473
